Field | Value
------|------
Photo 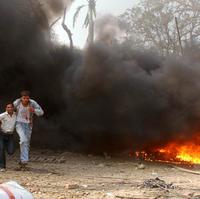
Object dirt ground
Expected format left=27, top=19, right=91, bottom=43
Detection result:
left=0, top=149, right=200, bottom=199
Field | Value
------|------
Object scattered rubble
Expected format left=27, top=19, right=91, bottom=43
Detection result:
left=66, top=183, right=80, bottom=189
left=96, top=163, right=105, bottom=168
left=137, top=163, right=146, bottom=170
left=188, top=193, right=200, bottom=199
left=141, top=177, right=176, bottom=189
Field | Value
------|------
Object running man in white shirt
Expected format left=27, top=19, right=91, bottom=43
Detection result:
left=14, top=90, right=44, bottom=170
left=0, top=103, right=16, bottom=171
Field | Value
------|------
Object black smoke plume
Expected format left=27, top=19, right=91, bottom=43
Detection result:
left=0, top=0, right=76, bottom=149
left=65, top=43, right=200, bottom=153
left=1, top=0, right=200, bottom=153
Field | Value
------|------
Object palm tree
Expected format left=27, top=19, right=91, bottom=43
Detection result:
left=73, top=0, right=97, bottom=45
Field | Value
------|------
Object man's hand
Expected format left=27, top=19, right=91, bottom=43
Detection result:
left=29, top=107, right=35, bottom=113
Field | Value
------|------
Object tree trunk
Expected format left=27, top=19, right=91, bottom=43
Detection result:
left=175, top=17, right=183, bottom=56
left=87, top=7, right=94, bottom=44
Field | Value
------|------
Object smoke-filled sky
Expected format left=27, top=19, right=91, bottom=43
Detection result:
left=1, top=0, right=200, bottom=154
left=53, top=0, right=136, bottom=48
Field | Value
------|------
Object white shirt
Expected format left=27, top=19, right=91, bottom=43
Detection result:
left=13, top=99, right=44, bottom=123
left=0, top=112, right=16, bottom=133
left=16, top=103, right=31, bottom=123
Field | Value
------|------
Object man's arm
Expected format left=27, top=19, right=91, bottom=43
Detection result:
left=13, top=99, right=20, bottom=108
left=0, top=113, right=5, bottom=120
left=30, top=99, right=44, bottom=116
left=0, top=113, right=5, bottom=123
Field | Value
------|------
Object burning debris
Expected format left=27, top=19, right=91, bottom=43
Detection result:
left=129, top=135, right=200, bottom=165
left=156, top=140, right=200, bottom=164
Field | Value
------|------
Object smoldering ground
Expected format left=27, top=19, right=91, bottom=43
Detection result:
left=1, top=0, right=200, bottom=153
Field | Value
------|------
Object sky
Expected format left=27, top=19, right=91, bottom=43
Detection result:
left=53, top=0, right=136, bottom=48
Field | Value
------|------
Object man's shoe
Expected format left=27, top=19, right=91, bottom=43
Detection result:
left=18, top=161, right=29, bottom=171
left=19, top=161, right=28, bottom=166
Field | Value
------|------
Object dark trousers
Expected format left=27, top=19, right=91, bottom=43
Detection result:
left=0, top=132, right=15, bottom=168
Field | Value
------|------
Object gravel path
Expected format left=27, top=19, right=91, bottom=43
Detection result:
left=0, top=149, right=199, bottom=199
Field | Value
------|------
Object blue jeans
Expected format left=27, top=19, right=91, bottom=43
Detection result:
left=0, top=132, right=15, bottom=168
left=16, top=122, right=32, bottom=163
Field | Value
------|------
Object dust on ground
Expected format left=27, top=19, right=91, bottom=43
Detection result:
left=0, top=149, right=200, bottom=199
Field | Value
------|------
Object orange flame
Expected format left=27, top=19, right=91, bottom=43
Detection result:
left=157, top=140, right=200, bottom=164
left=131, top=135, right=200, bottom=164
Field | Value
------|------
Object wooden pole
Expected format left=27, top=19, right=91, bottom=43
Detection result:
left=175, top=17, right=183, bottom=56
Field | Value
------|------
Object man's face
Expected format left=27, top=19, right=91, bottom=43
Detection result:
left=6, top=104, right=14, bottom=114
left=21, top=95, right=30, bottom=105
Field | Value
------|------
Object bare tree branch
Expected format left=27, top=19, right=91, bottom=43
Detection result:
left=62, top=7, right=73, bottom=51
left=120, top=0, right=200, bottom=55
left=50, top=17, right=61, bottom=29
